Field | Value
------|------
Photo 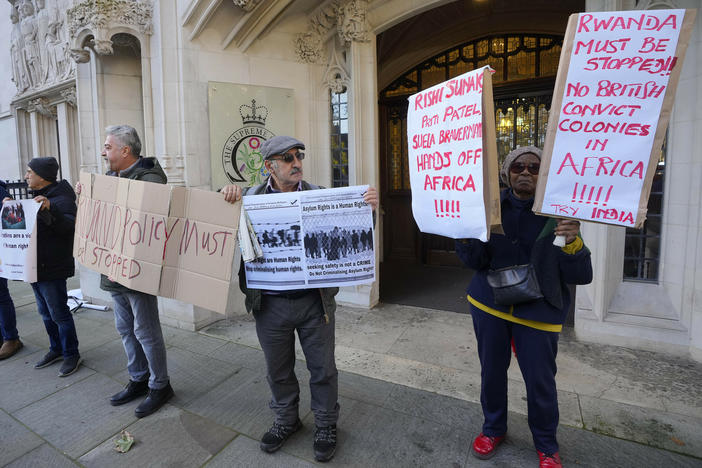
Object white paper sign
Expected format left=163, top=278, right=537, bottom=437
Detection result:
left=0, top=200, right=40, bottom=282
left=243, top=186, right=375, bottom=290
left=538, top=10, right=685, bottom=226
left=406, top=66, right=490, bottom=241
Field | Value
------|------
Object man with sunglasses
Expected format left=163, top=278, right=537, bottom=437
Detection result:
left=221, top=135, right=378, bottom=462
left=456, top=146, right=592, bottom=468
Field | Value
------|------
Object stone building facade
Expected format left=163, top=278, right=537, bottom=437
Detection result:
left=1, top=0, right=701, bottom=361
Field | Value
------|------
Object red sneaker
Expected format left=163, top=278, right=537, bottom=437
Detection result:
left=471, top=433, right=505, bottom=460
left=538, top=451, right=563, bottom=468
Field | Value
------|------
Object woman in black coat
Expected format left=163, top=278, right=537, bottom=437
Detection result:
left=456, top=146, right=592, bottom=468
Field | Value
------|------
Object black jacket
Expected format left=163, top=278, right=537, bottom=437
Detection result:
left=455, top=189, right=593, bottom=325
left=33, top=180, right=77, bottom=282
left=0, top=180, right=9, bottom=201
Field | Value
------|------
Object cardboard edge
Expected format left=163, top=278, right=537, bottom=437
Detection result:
left=481, top=68, right=502, bottom=238
left=533, top=13, right=579, bottom=216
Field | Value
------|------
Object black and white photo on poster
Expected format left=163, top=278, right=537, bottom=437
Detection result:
left=242, top=191, right=307, bottom=288
left=242, top=186, right=375, bottom=290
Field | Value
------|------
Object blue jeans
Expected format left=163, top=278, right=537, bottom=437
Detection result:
left=111, top=290, right=169, bottom=390
left=0, top=277, right=19, bottom=341
left=31, top=279, right=80, bottom=358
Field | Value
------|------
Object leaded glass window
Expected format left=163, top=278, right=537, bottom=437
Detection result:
left=330, top=90, right=349, bottom=187
left=623, top=136, right=666, bottom=282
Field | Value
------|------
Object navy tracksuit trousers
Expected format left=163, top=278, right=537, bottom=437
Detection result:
left=471, top=304, right=560, bottom=455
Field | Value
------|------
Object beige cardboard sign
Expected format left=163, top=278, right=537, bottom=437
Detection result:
left=73, top=172, right=241, bottom=313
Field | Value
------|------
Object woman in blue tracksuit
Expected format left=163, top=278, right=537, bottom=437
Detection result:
left=456, top=146, right=592, bottom=468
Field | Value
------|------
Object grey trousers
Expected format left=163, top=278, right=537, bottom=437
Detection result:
left=111, top=290, right=170, bottom=390
left=255, top=292, right=339, bottom=428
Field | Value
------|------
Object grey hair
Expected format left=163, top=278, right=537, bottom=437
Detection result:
left=105, top=125, right=141, bottom=156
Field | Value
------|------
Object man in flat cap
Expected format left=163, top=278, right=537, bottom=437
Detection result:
left=221, top=135, right=378, bottom=462
left=23, top=157, right=82, bottom=376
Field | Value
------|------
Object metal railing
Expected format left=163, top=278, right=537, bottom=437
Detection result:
left=3, top=180, right=30, bottom=200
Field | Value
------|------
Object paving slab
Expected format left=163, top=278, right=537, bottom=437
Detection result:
left=556, top=419, right=701, bottom=468
left=0, top=409, right=44, bottom=465
left=79, top=405, right=236, bottom=467
left=206, top=434, right=315, bottom=468
left=80, top=337, right=129, bottom=377
left=204, top=341, right=267, bottom=371
left=185, top=365, right=312, bottom=439
left=161, top=324, right=228, bottom=356
left=13, top=373, right=138, bottom=459
left=167, top=347, right=243, bottom=405
left=335, top=306, right=412, bottom=354
left=0, top=349, right=95, bottom=412
left=11, top=303, right=47, bottom=338
left=580, top=394, right=702, bottom=459
left=387, top=311, right=478, bottom=372
left=382, top=383, right=484, bottom=430
left=5, top=443, right=79, bottom=468
left=286, top=397, right=470, bottom=467
left=201, top=316, right=261, bottom=349
left=337, top=370, right=395, bottom=407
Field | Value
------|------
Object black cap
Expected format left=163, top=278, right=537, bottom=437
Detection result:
left=28, top=157, right=59, bottom=182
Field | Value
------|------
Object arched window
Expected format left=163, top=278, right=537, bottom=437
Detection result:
left=380, top=34, right=563, bottom=192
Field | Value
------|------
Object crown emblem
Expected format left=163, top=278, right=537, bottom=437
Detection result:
left=239, top=99, right=268, bottom=125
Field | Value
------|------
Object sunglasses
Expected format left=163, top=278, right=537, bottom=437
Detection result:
left=270, top=152, right=305, bottom=163
left=509, top=162, right=540, bottom=175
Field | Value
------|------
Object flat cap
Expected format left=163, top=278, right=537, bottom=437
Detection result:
left=260, top=136, right=305, bottom=160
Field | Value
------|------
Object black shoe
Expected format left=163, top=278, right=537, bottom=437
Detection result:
left=110, top=378, right=150, bottom=406
left=313, top=425, right=337, bottom=462
left=34, top=350, right=62, bottom=369
left=58, top=355, right=83, bottom=377
left=134, top=383, right=174, bottom=418
left=260, top=419, right=302, bottom=453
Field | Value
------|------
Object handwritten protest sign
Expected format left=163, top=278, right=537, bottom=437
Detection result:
left=406, top=66, right=501, bottom=241
left=0, top=200, right=40, bottom=282
left=73, top=172, right=241, bottom=313
left=534, top=9, right=696, bottom=227
left=243, top=186, right=375, bottom=290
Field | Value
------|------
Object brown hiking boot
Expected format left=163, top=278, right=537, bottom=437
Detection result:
left=0, top=339, right=23, bottom=360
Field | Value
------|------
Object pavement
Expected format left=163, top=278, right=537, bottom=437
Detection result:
left=2, top=278, right=701, bottom=468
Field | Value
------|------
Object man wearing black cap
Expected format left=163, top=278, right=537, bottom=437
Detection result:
left=24, top=157, right=82, bottom=376
left=221, top=135, right=378, bottom=462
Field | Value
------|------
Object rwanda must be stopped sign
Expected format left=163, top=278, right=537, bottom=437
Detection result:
left=534, top=9, right=696, bottom=228
left=406, top=66, right=501, bottom=241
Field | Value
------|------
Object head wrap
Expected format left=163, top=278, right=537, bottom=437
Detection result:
left=500, top=146, right=542, bottom=186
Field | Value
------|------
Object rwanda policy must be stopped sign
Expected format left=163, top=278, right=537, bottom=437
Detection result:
left=534, top=9, right=696, bottom=228
left=406, top=66, right=501, bottom=241
left=73, top=172, right=241, bottom=313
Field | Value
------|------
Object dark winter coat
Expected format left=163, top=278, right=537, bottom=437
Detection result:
left=32, top=180, right=77, bottom=282
left=455, top=189, right=593, bottom=325
left=99, top=157, right=167, bottom=292
left=0, top=180, right=9, bottom=201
